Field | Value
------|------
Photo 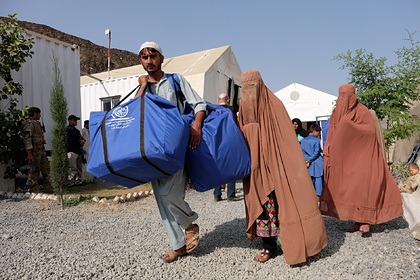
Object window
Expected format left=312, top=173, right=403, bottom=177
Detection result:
left=101, top=96, right=121, bottom=111
left=227, top=78, right=240, bottom=115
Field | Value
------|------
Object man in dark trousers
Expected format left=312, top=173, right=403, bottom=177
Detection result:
left=66, top=114, right=85, bottom=186
left=213, top=93, right=241, bottom=202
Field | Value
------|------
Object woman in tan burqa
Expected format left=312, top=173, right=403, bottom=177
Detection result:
left=320, top=84, right=402, bottom=234
left=237, top=69, right=327, bottom=265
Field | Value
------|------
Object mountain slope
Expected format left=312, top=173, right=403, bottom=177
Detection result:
left=13, top=19, right=140, bottom=75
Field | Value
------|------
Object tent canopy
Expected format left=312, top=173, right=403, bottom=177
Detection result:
left=80, top=45, right=239, bottom=86
left=274, top=83, right=337, bottom=122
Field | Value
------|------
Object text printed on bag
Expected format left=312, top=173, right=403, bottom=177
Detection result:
left=106, top=106, right=135, bottom=130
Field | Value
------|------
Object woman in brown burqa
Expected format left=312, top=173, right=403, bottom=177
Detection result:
left=320, top=84, right=402, bottom=234
left=237, top=69, right=327, bottom=265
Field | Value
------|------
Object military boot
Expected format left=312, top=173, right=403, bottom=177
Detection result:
left=42, top=184, right=54, bottom=193
left=30, top=183, right=40, bottom=193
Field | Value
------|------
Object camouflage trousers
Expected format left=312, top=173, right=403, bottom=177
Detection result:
left=28, top=148, right=51, bottom=191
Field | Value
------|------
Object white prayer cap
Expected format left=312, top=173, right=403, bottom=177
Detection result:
left=139, top=41, right=162, bottom=55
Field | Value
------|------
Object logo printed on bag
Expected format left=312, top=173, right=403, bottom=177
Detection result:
left=106, top=106, right=135, bottom=130
left=112, top=106, right=129, bottom=118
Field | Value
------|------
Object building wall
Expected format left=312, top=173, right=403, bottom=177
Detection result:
left=1, top=31, right=81, bottom=150
left=0, top=30, right=80, bottom=190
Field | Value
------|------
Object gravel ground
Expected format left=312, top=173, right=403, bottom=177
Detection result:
left=0, top=187, right=419, bottom=280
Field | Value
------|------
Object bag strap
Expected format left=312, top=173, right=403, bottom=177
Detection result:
left=138, top=91, right=171, bottom=177
left=138, top=77, right=176, bottom=175
left=166, top=73, right=187, bottom=113
left=166, top=73, right=186, bottom=102
left=114, top=84, right=141, bottom=107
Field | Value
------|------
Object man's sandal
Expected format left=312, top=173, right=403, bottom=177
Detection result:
left=254, top=249, right=272, bottom=263
left=185, top=224, right=199, bottom=253
left=161, top=246, right=187, bottom=263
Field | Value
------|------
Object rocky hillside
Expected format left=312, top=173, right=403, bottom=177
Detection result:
left=14, top=19, right=140, bottom=75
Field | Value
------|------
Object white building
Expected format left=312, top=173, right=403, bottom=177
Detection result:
left=0, top=29, right=81, bottom=191
left=1, top=29, right=81, bottom=149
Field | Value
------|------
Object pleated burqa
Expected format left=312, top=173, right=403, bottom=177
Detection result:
left=238, top=69, right=327, bottom=265
left=320, top=84, right=402, bottom=224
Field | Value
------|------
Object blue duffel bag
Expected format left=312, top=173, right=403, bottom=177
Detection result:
left=182, top=103, right=251, bottom=192
left=87, top=87, right=190, bottom=188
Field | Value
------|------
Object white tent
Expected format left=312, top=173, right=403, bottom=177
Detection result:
left=274, top=83, right=337, bottom=122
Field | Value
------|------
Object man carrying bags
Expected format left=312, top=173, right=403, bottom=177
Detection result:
left=134, top=42, right=207, bottom=263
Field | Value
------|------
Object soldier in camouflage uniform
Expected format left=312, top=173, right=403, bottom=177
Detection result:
left=22, top=107, right=52, bottom=192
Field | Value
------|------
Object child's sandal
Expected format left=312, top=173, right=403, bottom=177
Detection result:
left=359, top=224, right=370, bottom=233
left=359, top=224, right=372, bottom=238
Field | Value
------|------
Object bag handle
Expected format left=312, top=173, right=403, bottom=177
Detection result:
left=169, top=74, right=186, bottom=103
left=114, top=84, right=141, bottom=108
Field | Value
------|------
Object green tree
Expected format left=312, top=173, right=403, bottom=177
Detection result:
left=334, top=31, right=420, bottom=153
left=0, top=14, right=34, bottom=179
left=49, top=53, right=68, bottom=209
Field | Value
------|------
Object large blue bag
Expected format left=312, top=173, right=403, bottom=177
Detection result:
left=182, top=103, right=251, bottom=192
left=87, top=90, right=190, bottom=188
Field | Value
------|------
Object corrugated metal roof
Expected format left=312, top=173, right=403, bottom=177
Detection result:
left=80, top=45, right=231, bottom=85
left=24, top=29, right=78, bottom=49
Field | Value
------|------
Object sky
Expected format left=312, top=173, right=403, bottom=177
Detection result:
left=2, top=0, right=420, bottom=95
